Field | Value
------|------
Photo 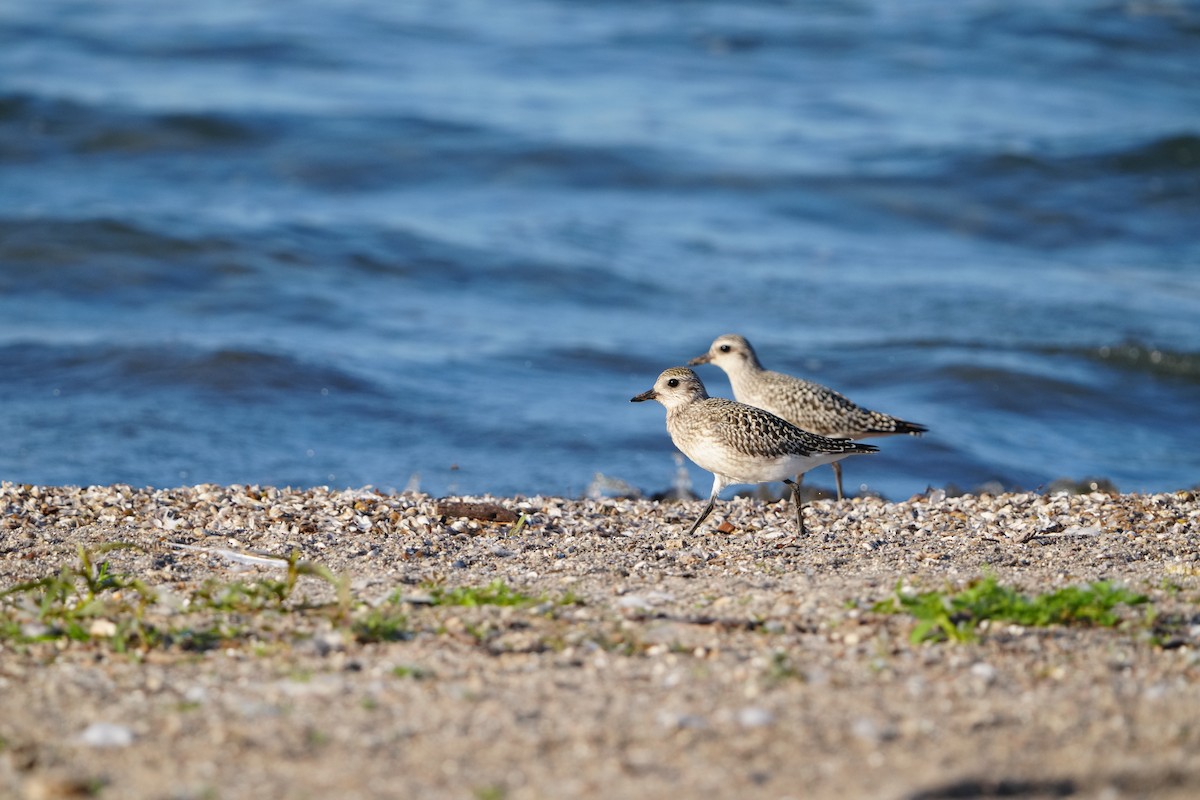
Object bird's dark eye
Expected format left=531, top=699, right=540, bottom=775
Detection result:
left=667, top=378, right=679, bottom=388
left=719, top=344, right=731, bottom=353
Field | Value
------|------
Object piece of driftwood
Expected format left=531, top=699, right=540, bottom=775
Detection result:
left=436, top=501, right=519, bottom=523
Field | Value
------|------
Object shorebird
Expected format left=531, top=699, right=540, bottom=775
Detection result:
left=631, top=367, right=877, bottom=535
left=689, top=334, right=926, bottom=501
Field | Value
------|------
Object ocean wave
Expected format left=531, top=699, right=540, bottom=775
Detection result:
left=1085, top=341, right=1200, bottom=383
left=846, top=337, right=1200, bottom=385
left=0, top=217, right=243, bottom=299
left=0, top=93, right=264, bottom=158
left=804, top=131, right=1200, bottom=249
left=997, top=340, right=1200, bottom=384
left=0, top=216, right=228, bottom=261
left=0, top=342, right=379, bottom=398
left=964, top=132, right=1200, bottom=183
left=1107, top=133, right=1200, bottom=174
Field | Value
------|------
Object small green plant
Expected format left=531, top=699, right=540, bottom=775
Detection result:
left=506, top=513, right=529, bottom=537
left=1158, top=579, right=1183, bottom=596
left=874, top=575, right=1149, bottom=644
left=188, top=550, right=348, bottom=616
left=426, top=579, right=537, bottom=607
left=1, top=544, right=158, bottom=646
left=190, top=578, right=291, bottom=613
left=169, top=622, right=246, bottom=652
left=2, top=547, right=600, bottom=661
left=352, top=607, right=412, bottom=643
left=556, top=590, right=586, bottom=608
left=0, top=545, right=355, bottom=655
left=765, top=650, right=802, bottom=684
left=304, top=727, right=330, bottom=748
left=391, top=664, right=432, bottom=679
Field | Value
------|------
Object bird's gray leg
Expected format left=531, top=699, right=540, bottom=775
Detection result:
left=687, top=475, right=722, bottom=535
left=686, top=496, right=717, bottom=536
left=785, top=476, right=806, bottom=536
left=832, top=461, right=845, bottom=501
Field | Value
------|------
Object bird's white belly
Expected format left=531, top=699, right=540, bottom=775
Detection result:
left=681, top=439, right=847, bottom=485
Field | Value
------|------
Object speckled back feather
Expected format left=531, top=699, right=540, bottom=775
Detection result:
left=670, top=396, right=877, bottom=460
left=742, top=370, right=926, bottom=438
left=692, top=334, right=927, bottom=439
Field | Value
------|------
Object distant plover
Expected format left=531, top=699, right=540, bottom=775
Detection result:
left=631, top=367, right=877, bottom=535
left=690, top=334, right=926, bottom=500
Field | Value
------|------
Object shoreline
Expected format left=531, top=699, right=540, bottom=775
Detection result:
left=1, top=484, right=1198, bottom=799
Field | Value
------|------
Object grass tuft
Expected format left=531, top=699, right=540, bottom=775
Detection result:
left=426, top=579, right=538, bottom=607
left=352, top=607, right=412, bottom=643
left=392, top=664, right=432, bottom=679
left=1, top=544, right=157, bottom=648
left=874, top=575, right=1149, bottom=644
left=3, top=550, right=577, bottom=660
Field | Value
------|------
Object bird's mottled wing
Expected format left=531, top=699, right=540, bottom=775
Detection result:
left=693, top=398, right=877, bottom=458
left=755, top=371, right=921, bottom=437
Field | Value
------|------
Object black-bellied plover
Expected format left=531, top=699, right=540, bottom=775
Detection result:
left=631, top=366, right=877, bottom=535
left=690, top=334, right=926, bottom=501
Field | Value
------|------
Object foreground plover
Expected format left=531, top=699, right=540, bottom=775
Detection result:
left=631, top=367, right=877, bottom=535
left=690, top=334, right=926, bottom=500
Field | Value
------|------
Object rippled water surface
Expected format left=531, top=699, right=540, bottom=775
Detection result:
left=1, top=0, right=1198, bottom=499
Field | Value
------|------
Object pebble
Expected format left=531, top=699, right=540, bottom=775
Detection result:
left=88, top=619, right=117, bottom=638
left=77, top=722, right=134, bottom=748
left=736, top=706, right=776, bottom=728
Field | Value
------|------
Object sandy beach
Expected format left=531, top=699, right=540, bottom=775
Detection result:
left=1, top=483, right=1198, bottom=799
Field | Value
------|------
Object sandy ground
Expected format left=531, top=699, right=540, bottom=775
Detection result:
left=1, top=483, right=1198, bottom=800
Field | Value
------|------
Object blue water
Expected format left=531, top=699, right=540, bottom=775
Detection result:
left=1, top=0, right=1198, bottom=500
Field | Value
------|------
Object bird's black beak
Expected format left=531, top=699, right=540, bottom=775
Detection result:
left=630, top=389, right=657, bottom=403
left=687, top=353, right=711, bottom=366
